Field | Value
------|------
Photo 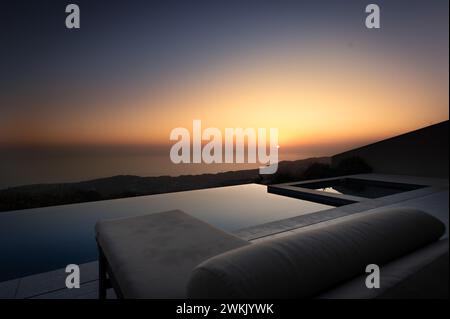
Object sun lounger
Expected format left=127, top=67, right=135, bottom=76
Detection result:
left=95, top=210, right=249, bottom=298
left=96, top=208, right=448, bottom=299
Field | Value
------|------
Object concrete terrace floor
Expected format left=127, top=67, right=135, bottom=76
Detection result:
left=1, top=173, right=448, bottom=299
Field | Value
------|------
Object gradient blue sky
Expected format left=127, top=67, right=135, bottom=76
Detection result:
left=0, top=0, right=448, bottom=150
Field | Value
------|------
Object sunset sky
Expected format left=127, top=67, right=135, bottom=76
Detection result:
left=0, top=0, right=448, bottom=155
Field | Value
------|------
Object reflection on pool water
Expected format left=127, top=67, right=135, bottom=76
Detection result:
left=315, top=185, right=408, bottom=198
left=309, top=178, right=425, bottom=199
left=0, top=183, right=333, bottom=281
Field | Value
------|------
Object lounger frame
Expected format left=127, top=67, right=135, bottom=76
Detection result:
left=97, top=240, right=124, bottom=299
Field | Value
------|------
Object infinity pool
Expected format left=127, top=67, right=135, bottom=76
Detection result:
left=0, top=184, right=333, bottom=281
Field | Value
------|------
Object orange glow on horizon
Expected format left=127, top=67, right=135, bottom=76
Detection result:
left=2, top=42, right=448, bottom=154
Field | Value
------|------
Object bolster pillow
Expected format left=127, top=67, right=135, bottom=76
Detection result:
left=186, top=208, right=445, bottom=298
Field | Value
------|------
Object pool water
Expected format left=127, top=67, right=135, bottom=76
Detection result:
left=0, top=184, right=333, bottom=281
left=297, top=178, right=425, bottom=199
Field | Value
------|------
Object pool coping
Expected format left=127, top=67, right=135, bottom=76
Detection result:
left=235, top=173, right=448, bottom=240
left=267, top=175, right=431, bottom=206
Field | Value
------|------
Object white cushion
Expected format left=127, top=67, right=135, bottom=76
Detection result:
left=96, top=210, right=249, bottom=298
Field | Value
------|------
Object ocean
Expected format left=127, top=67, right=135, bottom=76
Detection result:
left=0, top=149, right=308, bottom=190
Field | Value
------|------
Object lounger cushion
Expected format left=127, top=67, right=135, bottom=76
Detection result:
left=187, top=208, right=445, bottom=298
left=319, top=239, right=449, bottom=299
left=95, top=210, right=249, bottom=298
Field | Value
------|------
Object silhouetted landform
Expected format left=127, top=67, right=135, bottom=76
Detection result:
left=0, top=157, right=330, bottom=212
left=332, top=120, right=449, bottom=178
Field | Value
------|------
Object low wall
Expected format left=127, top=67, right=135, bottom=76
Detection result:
left=332, top=121, right=449, bottom=178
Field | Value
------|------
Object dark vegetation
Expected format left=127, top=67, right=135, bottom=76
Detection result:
left=0, top=156, right=371, bottom=212
left=261, top=156, right=372, bottom=184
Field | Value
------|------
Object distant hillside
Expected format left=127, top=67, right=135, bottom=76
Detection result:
left=0, top=157, right=330, bottom=212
